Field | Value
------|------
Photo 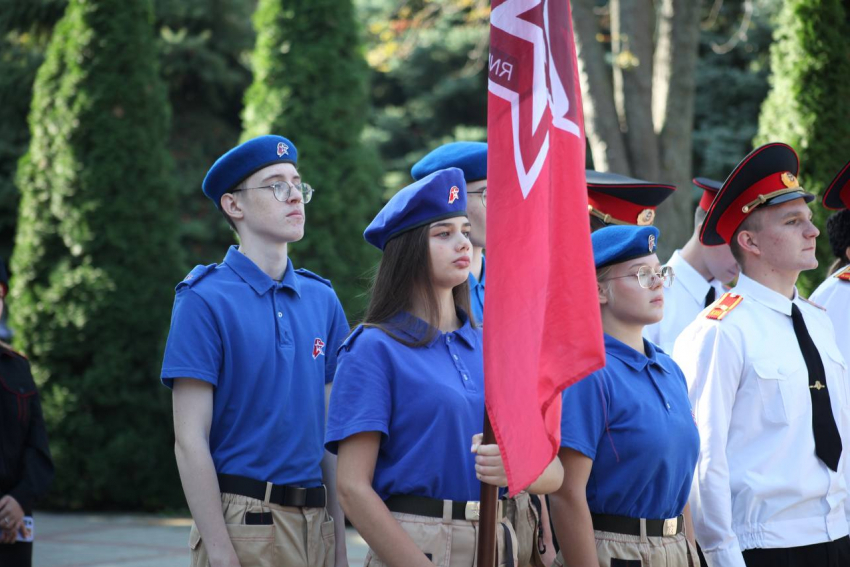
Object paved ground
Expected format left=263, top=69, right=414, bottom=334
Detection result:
left=31, top=512, right=369, bottom=567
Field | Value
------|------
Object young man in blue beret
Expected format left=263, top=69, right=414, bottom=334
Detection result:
left=161, top=135, right=350, bottom=567
left=674, top=143, right=850, bottom=567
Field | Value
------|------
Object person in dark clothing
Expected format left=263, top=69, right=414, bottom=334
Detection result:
left=0, top=260, right=54, bottom=566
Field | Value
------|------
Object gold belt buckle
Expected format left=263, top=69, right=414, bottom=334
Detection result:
left=662, top=517, right=678, bottom=537
left=465, top=501, right=481, bottom=521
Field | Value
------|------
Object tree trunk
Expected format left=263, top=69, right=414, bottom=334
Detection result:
left=571, top=0, right=629, bottom=173
left=573, top=0, right=703, bottom=258
left=653, top=0, right=703, bottom=256
left=611, top=0, right=660, bottom=182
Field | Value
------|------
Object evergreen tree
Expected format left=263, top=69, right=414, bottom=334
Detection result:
left=242, top=0, right=382, bottom=317
left=155, top=0, right=257, bottom=266
left=11, top=0, right=183, bottom=509
left=755, top=0, right=850, bottom=294
left=0, top=0, right=67, bottom=260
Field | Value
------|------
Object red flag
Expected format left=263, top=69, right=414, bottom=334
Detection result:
left=485, top=0, right=605, bottom=495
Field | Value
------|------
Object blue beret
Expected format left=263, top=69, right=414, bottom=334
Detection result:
left=202, top=135, right=298, bottom=208
left=592, top=225, right=660, bottom=269
left=411, top=142, right=487, bottom=182
left=365, top=168, right=467, bottom=250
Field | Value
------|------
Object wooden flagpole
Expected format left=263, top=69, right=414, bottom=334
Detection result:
left=476, top=411, right=498, bottom=567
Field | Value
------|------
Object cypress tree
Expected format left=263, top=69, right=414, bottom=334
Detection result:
left=755, top=0, right=850, bottom=294
left=11, top=0, right=183, bottom=509
left=242, top=0, right=382, bottom=317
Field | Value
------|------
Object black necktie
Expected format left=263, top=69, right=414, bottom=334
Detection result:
left=704, top=286, right=716, bottom=308
left=791, top=304, right=842, bottom=471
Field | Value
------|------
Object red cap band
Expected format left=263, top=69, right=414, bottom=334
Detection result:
left=715, top=172, right=797, bottom=243
left=588, top=191, right=656, bottom=225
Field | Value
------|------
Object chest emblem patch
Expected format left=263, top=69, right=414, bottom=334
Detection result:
left=312, top=338, right=325, bottom=359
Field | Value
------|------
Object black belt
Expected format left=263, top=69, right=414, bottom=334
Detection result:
left=385, top=495, right=482, bottom=521
left=591, top=513, right=684, bottom=537
left=217, top=473, right=326, bottom=508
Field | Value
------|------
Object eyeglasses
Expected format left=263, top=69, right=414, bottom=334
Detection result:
left=468, top=188, right=486, bottom=208
left=232, top=181, right=314, bottom=204
left=603, top=265, right=675, bottom=289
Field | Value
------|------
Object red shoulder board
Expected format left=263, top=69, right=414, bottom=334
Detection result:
left=836, top=265, right=850, bottom=282
left=706, top=292, right=743, bottom=321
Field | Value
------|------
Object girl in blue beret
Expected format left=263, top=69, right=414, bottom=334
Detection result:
left=548, top=225, right=700, bottom=567
left=325, top=168, right=563, bottom=567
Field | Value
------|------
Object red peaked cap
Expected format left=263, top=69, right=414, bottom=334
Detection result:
left=700, top=143, right=814, bottom=246
left=586, top=170, right=676, bottom=227
left=822, top=159, right=850, bottom=210
left=693, top=177, right=722, bottom=212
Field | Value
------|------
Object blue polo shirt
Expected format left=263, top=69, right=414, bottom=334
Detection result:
left=468, top=256, right=485, bottom=324
left=325, top=311, right=484, bottom=502
left=561, top=334, right=699, bottom=520
left=161, top=246, right=349, bottom=487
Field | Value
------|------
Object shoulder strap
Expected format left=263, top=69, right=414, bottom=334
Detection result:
left=705, top=292, right=744, bottom=321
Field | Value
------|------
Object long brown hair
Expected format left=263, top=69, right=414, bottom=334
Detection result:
left=361, top=223, right=475, bottom=347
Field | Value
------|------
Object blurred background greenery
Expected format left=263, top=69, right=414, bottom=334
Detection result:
left=0, top=0, right=847, bottom=510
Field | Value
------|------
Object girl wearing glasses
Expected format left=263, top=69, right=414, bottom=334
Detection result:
left=549, top=225, right=701, bottom=567
left=325, top=168, right=563, bottom=567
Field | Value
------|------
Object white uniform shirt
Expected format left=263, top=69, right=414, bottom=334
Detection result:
left=643, top=250, right=726, bottom=353
left=811, top=270, right=850, bottom=367
left=673, top=274, right=850, bottom=567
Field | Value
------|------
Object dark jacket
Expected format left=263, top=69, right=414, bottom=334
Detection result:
left=0, top=343, right=53, bottom=513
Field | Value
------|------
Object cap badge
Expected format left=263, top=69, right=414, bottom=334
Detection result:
left=781, top=172, right=799, bottom=188
left=648, top=234, right=656, bottom=252
left=448, top=186, right=460, bottom=204
left=277, top=142, right=289, bottom=157
left=637, top=208, right=655, bottom=226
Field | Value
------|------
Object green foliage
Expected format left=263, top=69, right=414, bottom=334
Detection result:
left=357, top=0, right=489, bottom=192
left=154, top=0, right=257, bottom=265
left=755, top=0, right=850, bottom=294
left=242, top=0, right=382, bottom=317
left=0, top=0, right=256, bottom=268
left=693, top=0, right=777, bottom=185
left=10, top=0, right=183, bottom=509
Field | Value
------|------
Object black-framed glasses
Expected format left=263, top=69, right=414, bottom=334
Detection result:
left=232, top=181, right=314, bottom=204
left=468, top=187, right=486, bottom=207
left=603, top=265, right=674, bottom=289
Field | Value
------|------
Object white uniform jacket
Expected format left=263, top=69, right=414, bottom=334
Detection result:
left=673, top=274, right=850, bottom=567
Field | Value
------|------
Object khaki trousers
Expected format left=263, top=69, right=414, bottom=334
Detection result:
left=504, top=492, right=545, bottom=567
left=552, top=528, right=700, bottom=567
left=364, top=506, right=519, bottom=567
left=188, top=492, right=334, bottom=567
